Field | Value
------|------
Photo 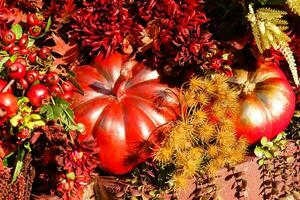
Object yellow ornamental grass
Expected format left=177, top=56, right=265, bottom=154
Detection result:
left=247, top=5, right=299, bottom=86
left=153, top=74, right=248, bottom=190
left=287, top=0, right=300, bottom=16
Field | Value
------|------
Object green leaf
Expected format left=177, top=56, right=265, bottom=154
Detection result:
left=10, top=55, right=17, bottom=62
left=65, top=108, right=74, bottom=119
left=30, top=114, right=42, bottom=120
left=18, top=97, right=30, bottom=105
left=257, top=159, right=265, bottom=166
left=10, top=114, right=22, bottom=127
left=0, top=57, right=10, bottom=71
left=67, top=70, right=76, bottom=78
left=69, top=77, right=84, bottom=95
left=274, top=133, right=283, bottom=142
left=26, top=120, right=45, bottom=130
left=45, top=17, right=51, bottom=32
left=254, top=147, right=265, bottom=157
left=27, top=38, right=35, bottom=48
left=11, top=24, right=23, bottom=40
left=260, top=137, right=268, bottom=146
left=24, top=142, right=31, bottom=152
left=264, top=151, right=273, bottom=158
left=53, top=105, right=63, bottom=119
left=76, top=123, right=85, bottom=133
left=40, top=105, right=54, bottom=120
left=54, top=97, right=70, bottom=108
left=2, top=152, right=15, bottom=167
left=0, top=51, right=8, bottom=55
left=12, top=148, right=25, bottom=182
left=66, top=172, right=76, bottom=180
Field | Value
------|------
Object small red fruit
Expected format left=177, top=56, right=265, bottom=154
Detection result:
left=49, top=85, right=62, bottom=97
left=2, top=30, right=16, bottom=45
left=18, top=35, right=28, bottom=48
left=8, top=62, right=26, bottom=80
left=38, top=47, right=51, bottom=60
left=16, top=128, right=30, bottom=139
left=18, top=78, right=29, bottom=90
left=58, top=92, right=72, bottom=101
left=15, top=58, right=27, bottom=66
left=5, top=60, right=12, bottom=67
left=27, top=13, right=39, bottom=26
left=0, top=92, right=18, bottom=125
left=0, top=79, right=12, bottom=93
left=37, top=73, right=45, bottom=81
left=8, top=46, right=20, bottom=55
left=20, top=48, right=30, bottom=55
left=2, top=43, right=14, bottom=51
left=29, top=26, right=42, bottom=37
left=25, top=70, right=38, bottom=84
left=61, top=81, right=74, bottom=92
left=28, top=52, right=37, bottom=63
left=44, top=72, right=59, bottom=85
left=27, top=84, right=49, bottom=107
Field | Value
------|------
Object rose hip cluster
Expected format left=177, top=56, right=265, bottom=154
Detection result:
left=0, top=13, right=75, bottom=125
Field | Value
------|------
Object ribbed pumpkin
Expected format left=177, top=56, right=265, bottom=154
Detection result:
left=232, top=56, right=296, bottom=144
left=70, top=53, right=180, bottom=174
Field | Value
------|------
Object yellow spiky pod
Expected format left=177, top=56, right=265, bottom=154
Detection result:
left=154, top=74, right=248, bottom=190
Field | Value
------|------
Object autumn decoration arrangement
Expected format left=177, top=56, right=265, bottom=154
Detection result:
left=0, top=0, right=299, bottom=199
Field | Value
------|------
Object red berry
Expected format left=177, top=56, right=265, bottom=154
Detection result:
left=25, top=70, right=38, bottom=84
left=8, top=45, right=20, bottom=55
left=20, top=48, right=30, bottom=55
left=29, top=26, right=42, bottom=37
left=38, top=47, right=51, bottom=60
left=18, top=35, right=28, bottom=48
left=5, top=60, right=12, bottom=67
left=16, top=128, right=30, bottom=139
left=2, top=43, right=14, bottom=51
left=61, top=81, right=74, bottom=92
left=2, top=30, right=16, bottom=45
left=49, top=85, right=62, bottom=97
left=26, top=84, right=49, bottom=107
left=0, top=79, right=12, bottom=93
left=8, top=62, right=27, bottom=80
left=0, top=92, right=18, bottom=125
left=18, top=78, right=29, bottom=90
left=27, top=13, right=39, bottom=26
left=37, top=73, right=45, bottom=81
left=15, top=58, right=27, bottom=66
left=58, top=91, right=72, bottom=101
left=28, top=52, right=37, bottom=64
left=44, top=72, right=59, bottom=85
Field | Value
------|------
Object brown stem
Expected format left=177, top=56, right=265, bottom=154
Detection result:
left=113, top=59, right=137, bottom=98
left=1, top=79, right=15, bottom=93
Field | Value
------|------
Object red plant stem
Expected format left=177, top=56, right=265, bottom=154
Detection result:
left=1, top=79, right=15, bottom=93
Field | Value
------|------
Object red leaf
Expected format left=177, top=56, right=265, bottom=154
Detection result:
left=1, top=8, right=27, bottom=25
left=51, top=33, right=79, bottom=66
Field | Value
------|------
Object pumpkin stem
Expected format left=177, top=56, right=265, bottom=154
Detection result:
left=242, top=81, right=256, bottom=95
left=113, top=59, right=137, bottom=98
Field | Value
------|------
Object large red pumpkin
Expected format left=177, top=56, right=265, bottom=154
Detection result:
left=70, top=53, right=180, bottom=175
left=232, top=56, right=296, bottom=144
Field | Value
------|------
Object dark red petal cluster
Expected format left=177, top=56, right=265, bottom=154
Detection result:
left=31, top=123, right=99, bottom=199
left=70, top=0, right=138, bottom=56
left=69, top=0, right=230, bottom=76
